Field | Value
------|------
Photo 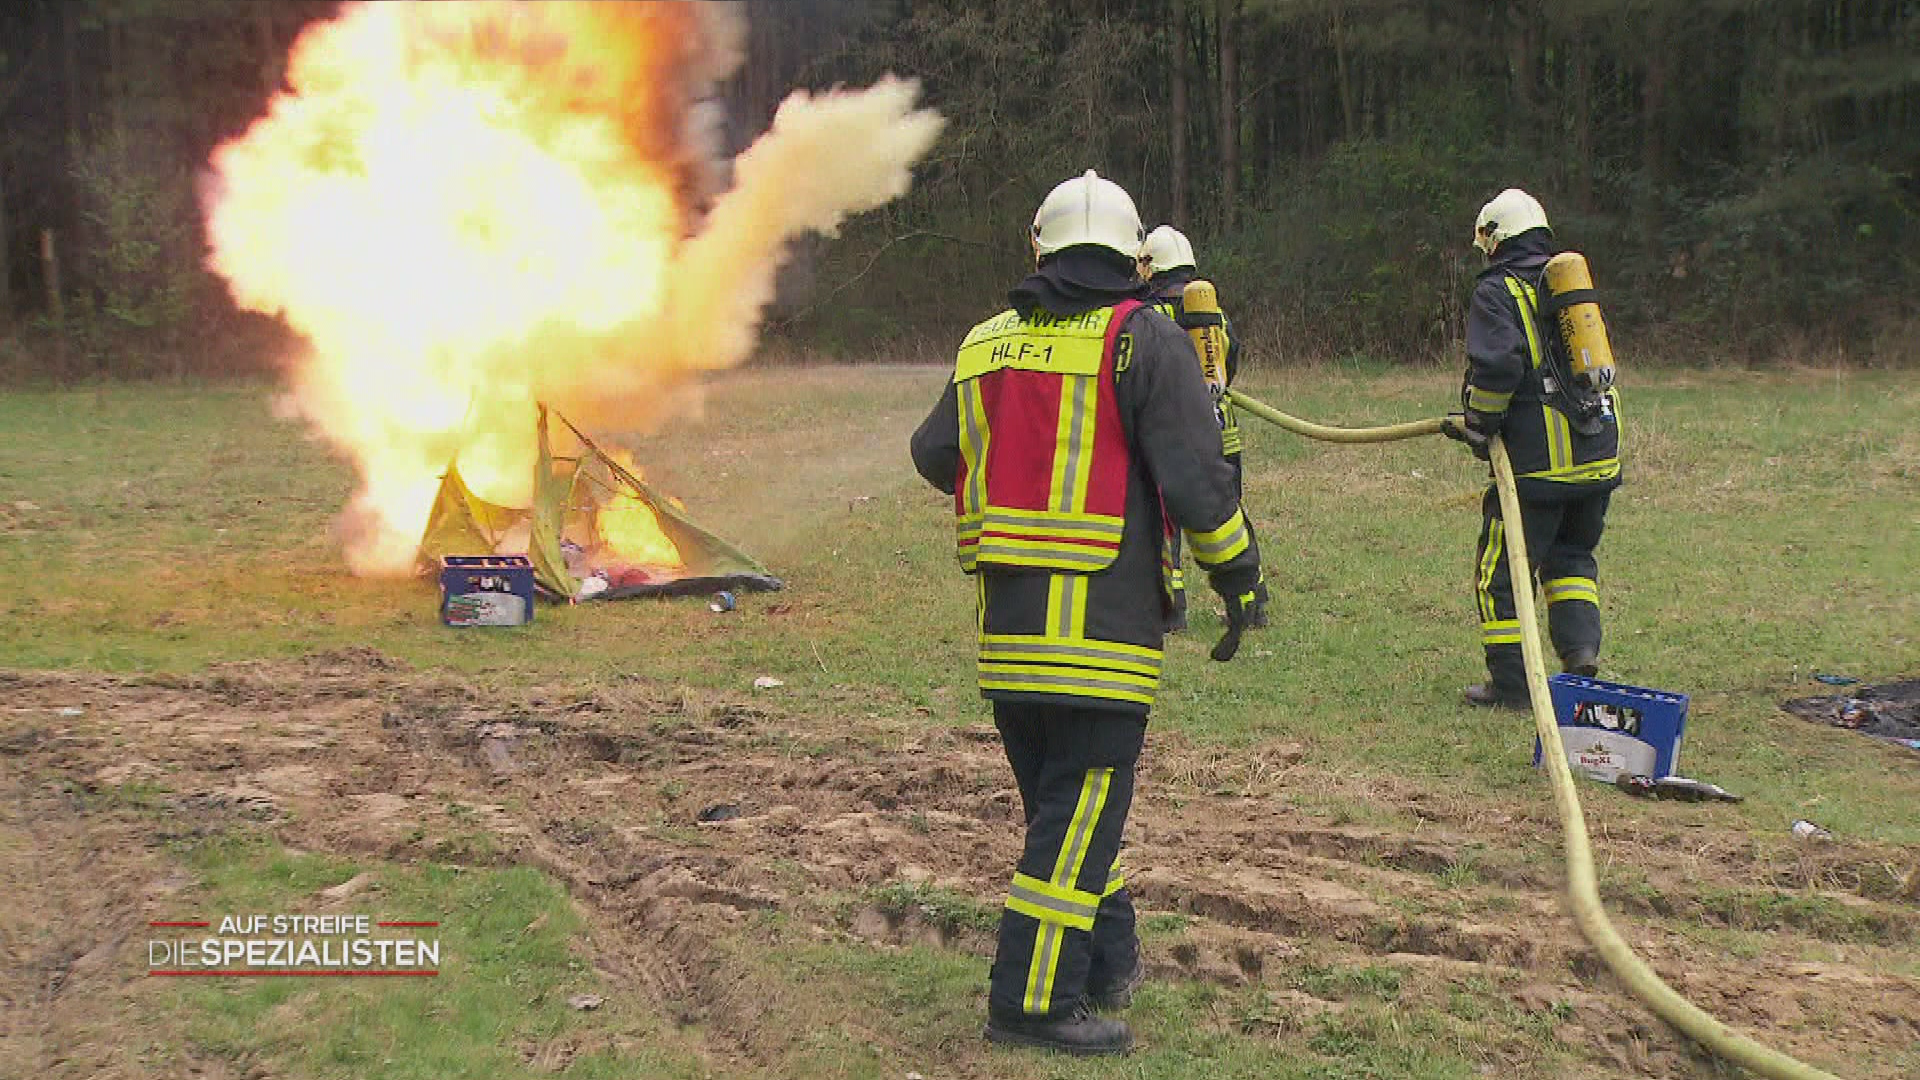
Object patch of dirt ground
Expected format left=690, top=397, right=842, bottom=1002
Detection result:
left=1, top=651, right=1916, bottom=1078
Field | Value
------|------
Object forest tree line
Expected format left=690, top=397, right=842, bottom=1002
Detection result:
left=1, top=0, right=1915, bottom=379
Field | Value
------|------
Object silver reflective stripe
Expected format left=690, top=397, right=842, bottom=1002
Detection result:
left=975, top=544, right=1113, bottom=567
left=979, top=668, right=1152, bottom=696
left=1055, top=376, right=1092, bottom=513
left=1191, top=520, right=1248, bottom=560
left=982, top=510, right=1125, bottom=537
left=1055, top=577, right=1077, bottom=638
left=959, top=382, right=987, bottom=514
left=1057, top=769, right=1109, bottom=896
left=1008, top=881, right=1097, bottom=925
left=982, top=640, right=1161, bottom=676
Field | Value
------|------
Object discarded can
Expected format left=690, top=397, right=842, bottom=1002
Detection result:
left=1791, top=819, right=1834, bottom=842
left=709, top=590, right=736, bottom=613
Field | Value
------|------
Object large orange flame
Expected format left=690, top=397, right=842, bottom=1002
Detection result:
left=204, top=1, right=941, bottom=574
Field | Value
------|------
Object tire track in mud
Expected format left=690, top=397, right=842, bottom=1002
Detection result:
left=2, top=656, right=1917, bottom=1077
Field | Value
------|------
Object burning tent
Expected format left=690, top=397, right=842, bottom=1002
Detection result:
left=418, top=406, right=780, bottom=601
left=200, top=2, right=941, bottom=583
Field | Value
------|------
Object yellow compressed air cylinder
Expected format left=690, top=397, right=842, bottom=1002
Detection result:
left=1543, top=252, right=1616, bottom=390
left=1180, top=279, right=1229, bottom=392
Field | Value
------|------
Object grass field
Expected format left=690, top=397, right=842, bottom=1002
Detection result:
left=2, top=363, right=1917, bottom=1079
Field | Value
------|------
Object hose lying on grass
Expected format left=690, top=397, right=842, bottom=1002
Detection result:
left=1226, top=388, right=1845, bottom=1080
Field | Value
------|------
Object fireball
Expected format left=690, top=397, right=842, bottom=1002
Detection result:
left=204, top=0, right=942, bottom=574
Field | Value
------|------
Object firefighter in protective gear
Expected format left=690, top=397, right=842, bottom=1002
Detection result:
left=911, top=171, right=1261, bottom=1056
left=1139, top=225, right=1264, bottom=633
left=1448, top=188, right=1622, bottom=709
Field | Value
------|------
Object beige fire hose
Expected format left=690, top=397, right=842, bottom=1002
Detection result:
left=1226, top=389, right=1845, bottom=1080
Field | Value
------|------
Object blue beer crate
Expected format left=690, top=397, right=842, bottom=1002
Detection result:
left=1534, top=674, right=1688, bottom=782
left=439, top=555, right=535, bottom=627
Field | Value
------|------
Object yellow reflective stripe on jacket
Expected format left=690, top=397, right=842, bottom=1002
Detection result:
left=1481, top=618, right=1522, bottom=646
left=1045, top=576, right=1090, bottom=639
left=981, top=633, right=1163, bottom=678
left=972, top=539, right=1120, bottom=570
left=1520, top=456, right=1621, bottom=484
left=963, top=509, right=1127, bottom=541
left=1187, top=508, right=1251, bottom=566
left=1505, top=277, right=1546, bottom=371
left=1007, top=871, right=1099, bottom=931
left=955, top=381, right=992, bottom=571
left=1466, top=385, right=1512, bottom=413
left=1049, top=373, right=1098, bottom=512
left=955, top=308, right=1113, bottom=381
left=978, top=664, right=1157, bottom=706
left=1544, top=577, right=1600, bottom=606
left=978, top=663, right=1158, bottom=703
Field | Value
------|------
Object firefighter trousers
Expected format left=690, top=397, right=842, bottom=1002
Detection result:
left=988, top=700, right=1144, bottom=1020
left=1475, top=485, right=1611, bottom=691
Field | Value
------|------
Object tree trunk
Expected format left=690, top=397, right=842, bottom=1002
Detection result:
left=1636, top=35, right=1669, bottom=254
left=1507, top=1, right=1536, bottom=149
left=1331, top=7, right=1357, bottom=143
left=1570, top=42, right=1593, bottom=213
left=1170, top=0, right=1190, bottom=225
left=1217, top=0, right=1238, bottom=231
left=0, top=163, right=12, bottom=323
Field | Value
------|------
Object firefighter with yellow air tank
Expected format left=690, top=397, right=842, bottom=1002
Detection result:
left=1445, top=188, right=1623, bottom=710
left=911, top=170, right=1262, bottom=1057
left=1140, top=225, right=1267, bottom=633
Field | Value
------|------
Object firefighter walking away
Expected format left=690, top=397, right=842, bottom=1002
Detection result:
left=911, top=170, right=1263, bottom=1056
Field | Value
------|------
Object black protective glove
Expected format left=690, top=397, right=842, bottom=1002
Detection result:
left=1443, top=411, right=1495, bottom=461
left=1208, top=568, right=1262, bottom=662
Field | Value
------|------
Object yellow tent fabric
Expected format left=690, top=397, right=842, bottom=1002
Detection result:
left=418, top=406, right=782, bottom=601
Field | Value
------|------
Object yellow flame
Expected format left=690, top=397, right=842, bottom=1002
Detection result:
left=203, top=1, right=941, bottom=573
left=595, top=451, right=683, bottom=568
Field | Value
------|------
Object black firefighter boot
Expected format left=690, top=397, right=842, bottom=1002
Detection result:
left=985, top=1005, right=1133, bottom=1056
left=1562, top=648, right=1599, bottom=678
left=1463, top=682, right=1531, bottom=711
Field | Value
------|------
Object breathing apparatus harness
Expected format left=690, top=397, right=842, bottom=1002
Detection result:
left=1503, top=251, right=1619, bottom=437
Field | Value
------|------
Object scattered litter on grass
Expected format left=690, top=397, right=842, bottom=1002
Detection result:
left=1781, top=678, right=1920, bottom=751
left=709, top=590, right=737, bottom=613
left=1614, top=775, right=1742, bottom=802
left=1791, top=819, right=1835, bottom=842
left=753, top=676, right=784, bottom=690
left=1813, top=673, right=1859, bottom=686
left=567, top=994, right=604, bottom=1011
left=697, top=803, right=743, bottom=823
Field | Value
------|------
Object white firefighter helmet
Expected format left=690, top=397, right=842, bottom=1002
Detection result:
left=1141, top=225, right=1197, bottom=275
left=1473, top=188, right=1551, bottom=256
left=1031, top=170, right=1145, bottom=261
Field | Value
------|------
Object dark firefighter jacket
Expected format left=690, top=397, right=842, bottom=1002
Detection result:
left=1462, top=229, right=1622, bottom=502
left=912, top=249, right=1260, bottom=713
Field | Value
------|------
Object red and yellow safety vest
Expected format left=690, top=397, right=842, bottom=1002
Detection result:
left=950, top=300, right=1143, bottom=573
